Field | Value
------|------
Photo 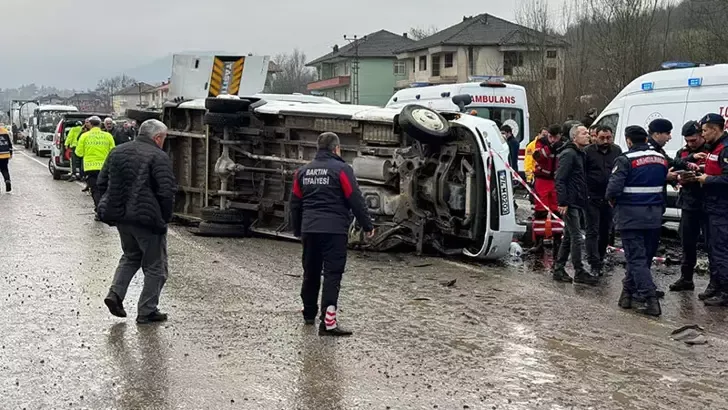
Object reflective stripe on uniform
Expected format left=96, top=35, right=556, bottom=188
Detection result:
left=625, top=150, right=664, bottom=159
left=623, top=186, right=663, bottom=193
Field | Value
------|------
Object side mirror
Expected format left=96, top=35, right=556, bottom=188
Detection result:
left=451, top=94, right=472, bottom=113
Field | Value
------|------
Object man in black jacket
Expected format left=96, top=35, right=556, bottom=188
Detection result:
left=104, top=117, right=132, bottom=146
left=290, top=132, right=374, bottom=336
left=97, top=119, right=177, bottom=325
left=670, top=121, right=708, bottom=292
left=584, top=125, right=622, bottom=275
left=501, top=124, right=520, bottom=174
left=553, top=125, right=599, bottom=285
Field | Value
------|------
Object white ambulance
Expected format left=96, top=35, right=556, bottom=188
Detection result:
left=386, top=79, right=531, bottom=172
left=592, top=62, right=728, bottom=221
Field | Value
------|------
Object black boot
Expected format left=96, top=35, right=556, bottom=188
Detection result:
left=703, top=291, right=728, bottom=307
left=669, top=277, right=695, bottom=292
left=618, top=290, right=632, bottom=309
left=103, top=291, right=127, bottom=318
left=5, top=181, right=10, bottom=193
left=699, top=280, right=719, bottom=301
left=574, top=270, right=599, bottom=286
left=591, top=264, right=603, bottom=277
left=136, top=310, right=168, bottom=324
left=319, top=325, right=353, bottom=337
left=636, top=297, right=661, bottom=317
left=552, top=267, right=573, bottom=283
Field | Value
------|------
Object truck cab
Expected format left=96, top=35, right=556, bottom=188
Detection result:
left=29, top=105, right=79, bottom=157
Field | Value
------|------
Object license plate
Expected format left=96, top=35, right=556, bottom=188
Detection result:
left=497, top=170, right=510, bottom=215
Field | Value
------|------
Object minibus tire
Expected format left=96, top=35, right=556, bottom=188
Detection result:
left=205, top=98, right=251, bottom=113
left=398, top=104, right=452, bottom=144
left=203, top=112, right=251, bottom=128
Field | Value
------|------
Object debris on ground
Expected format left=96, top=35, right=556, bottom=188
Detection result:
left=671, top=325, right=708, bottom=345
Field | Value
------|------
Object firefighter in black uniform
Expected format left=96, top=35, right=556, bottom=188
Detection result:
left=289, top=132, right=375, bottom=336
left=694, top=114, right=728, bottom=306
left=669, top=121, right=708, bottom=292
left=606, top=126, right=668, bottom=316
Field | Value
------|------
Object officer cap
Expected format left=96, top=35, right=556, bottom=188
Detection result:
left=648, top=118, right=672, bottom=134
left=699, top=113, right=725, bottom=128
left=625, top=125, right=648, bottom=142
left=681, top=120, right=700, bottom=137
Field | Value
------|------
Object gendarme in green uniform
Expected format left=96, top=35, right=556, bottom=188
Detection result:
left=75, top=127, right=115, bottom=171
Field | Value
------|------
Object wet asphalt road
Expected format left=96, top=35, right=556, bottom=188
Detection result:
left=2, top=149, right=728, bottom=410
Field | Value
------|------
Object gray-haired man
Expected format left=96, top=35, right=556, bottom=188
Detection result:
left=97, top=119, right=177, bottom=324
left=553, top=125, right=599, bottom=285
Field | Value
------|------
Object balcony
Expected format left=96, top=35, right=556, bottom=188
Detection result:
left=307, top=76, right=351, bottom=91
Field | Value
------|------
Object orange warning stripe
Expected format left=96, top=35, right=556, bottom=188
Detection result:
left=228, top=58, right=245, bottom=95
left=209, top=58, right=226, bottom=97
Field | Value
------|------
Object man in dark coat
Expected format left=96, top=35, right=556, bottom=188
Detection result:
left=669, top=120, right=708, bottom=292
left=105, top=117, right=132, bottom=146
left=584, top=125, right=622, bottom=275
left=501, top=124, right=520, bottom=174
left=607, top=126, right=668, bottom=316
left=694, top=113, right=728, bottom=306
left=553, top=124, right=599, bottom=285
left=290, top=132, right=374, bottom=336
left=97, top=119, right=177, bottom=324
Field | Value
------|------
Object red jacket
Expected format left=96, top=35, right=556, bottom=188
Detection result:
left=532, top=137, right=560, bottom=180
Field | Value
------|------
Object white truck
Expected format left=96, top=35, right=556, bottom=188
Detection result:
left=27, top=104, right=79, bottom=157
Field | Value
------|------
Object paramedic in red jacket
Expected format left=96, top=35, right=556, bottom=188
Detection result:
left=530, top=124, right=564, bottom=253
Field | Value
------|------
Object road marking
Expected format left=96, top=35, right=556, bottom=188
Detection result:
left=17, top=149, right=48, bottom=168
left=18, top=149, right=87, bottom=188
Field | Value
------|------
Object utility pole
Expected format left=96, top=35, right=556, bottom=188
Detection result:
left=344, top=34, right=366, bottom=105
left=137, top=83, right=143, bottom=108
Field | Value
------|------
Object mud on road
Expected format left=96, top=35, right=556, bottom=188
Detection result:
left=1, top=150, right=728, bottom=410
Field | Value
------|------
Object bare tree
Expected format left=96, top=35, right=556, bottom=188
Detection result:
left=96, top=74, right=137, bottom=107
left=269, top=49, right=316, bottom=94
left=408, top=26, right=439, bottom=41
left=515, top=0, right=567, bottom=127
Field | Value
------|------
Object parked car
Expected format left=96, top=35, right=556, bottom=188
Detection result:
left=49, top=111, right=111, bottom=180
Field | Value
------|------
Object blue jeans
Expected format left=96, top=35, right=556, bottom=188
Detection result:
left=621, top=229, right=661, bottom=299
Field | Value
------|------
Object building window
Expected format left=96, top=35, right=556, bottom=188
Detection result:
left=546, top=67, right=557, bottom=80
left=394, top=61, right=406, bottom=75
left=503, top=51, right=524, bottom=76
left=432, top=55, right=441, bottom=77
left=344, top=87, right=350, bottom=102
left=419, top=55, right=427, bottom=71
left=547, top=50, right=557, bottom=59
left=411, top=58, right=415, bottom=73
left=444, top=53, right=454, bottom=68
left=468, top=47, right=475, bottom=75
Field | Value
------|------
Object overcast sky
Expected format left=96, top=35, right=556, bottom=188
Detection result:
left=2, top=0, right=563, bottom=89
